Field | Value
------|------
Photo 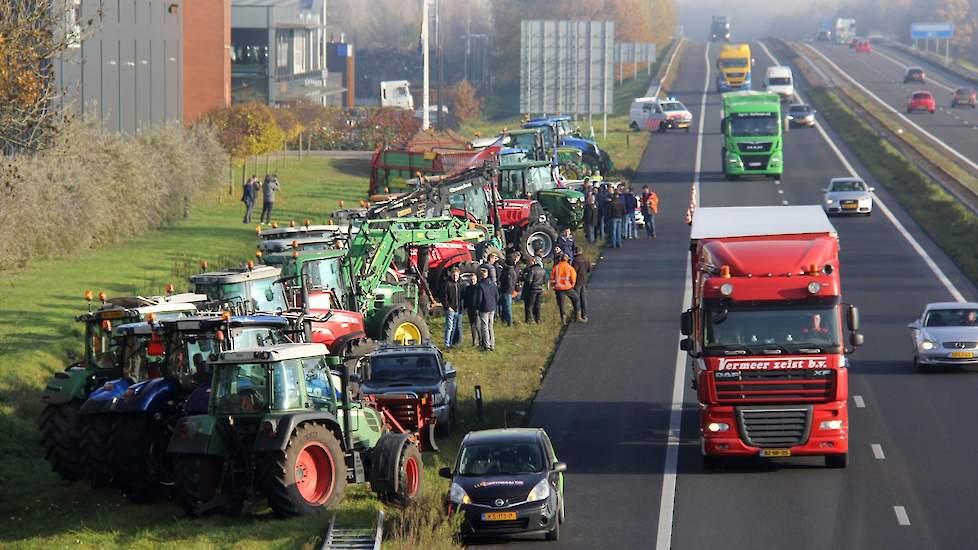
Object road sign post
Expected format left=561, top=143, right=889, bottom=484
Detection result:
left=911, top=22, right=954, bottom=60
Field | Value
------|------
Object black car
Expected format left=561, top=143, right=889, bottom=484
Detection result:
left=440, top=428, right=566, bottom=542
left=904, top=67, right=926, bottom=83
left=359, top=344, right=458, bottom=434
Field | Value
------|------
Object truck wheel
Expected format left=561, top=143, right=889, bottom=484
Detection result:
left=112, top=414, right=164, bottom=502
left=519, top=223, right=558, bottom=258
left=173, top=454, right=233, bottom=517
left=264, top=423, right=347, bottom=516
left=79, top=415, right=116, bottom=487
left=825, top=453, right=849, bottom=468
left=703, top=455, right=723, bottom=471
left=39, top=400, right=85, bottom=481
left=382, top=310, right=430, bottom=345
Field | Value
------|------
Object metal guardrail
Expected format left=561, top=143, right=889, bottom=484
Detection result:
left=321, top=510, right=384, bottom=550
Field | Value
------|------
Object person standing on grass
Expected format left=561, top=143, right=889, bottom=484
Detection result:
left=555, top=228, right=576, bottom=264
left=583, top=193, right=598, bottom=243
left=623, top=185, right=639, bottom=239
left=475, top=266, right=499, bottom=351
left=550, top=253, right=580, bottom=324
left=260, top=174, right=279, bottom=224
left=571, top=245, right=591, bottom=322
left=641, top=184, right=659, bottom=239
left=464, top=273, right=482, bottom=347
left=498, top=252, right=520, bottom=327
left=441, top=266, right=465, bottom=348
left=242, top=174, right=259, bottom=224
left=522, top=257, right=547, bottom=324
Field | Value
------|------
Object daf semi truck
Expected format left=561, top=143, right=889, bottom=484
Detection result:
left=680, top=205, right=864, bottom=469
left=716, top=43, right=752, bottom=92
left=710, top=16, right=730, bottom=42
left=720, top=91, right=783, bottom=179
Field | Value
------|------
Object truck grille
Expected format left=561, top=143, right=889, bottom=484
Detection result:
left=737, top=406, right=812, bottom=448
left=740, top=154, right=771, bottom=170
left=737, top=142, right=773, bottom=153
left=714, top=369, right=834, bottom=404
left=943, top=341, right=978, bottom=349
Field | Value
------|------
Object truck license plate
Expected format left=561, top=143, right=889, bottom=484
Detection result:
left=482, top=512, right=518, bottom=521
left=759, top=449, right=791, bottom=457
left=950, top=351, right=974, bottom=359
left=747, top=162, right=762, bottom=168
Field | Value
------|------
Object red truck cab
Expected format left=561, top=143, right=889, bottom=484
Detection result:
left=680, top=206, right=863, bottom=469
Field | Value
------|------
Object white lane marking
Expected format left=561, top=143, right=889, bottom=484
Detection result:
left=853, top=395, right=866, bottom=408
left=871, top=48, right=956, bottom=93
left=768, top=42, right=969, bottom=303
left=655, top=41, right=711, bottom=550
left=894, top=506, right=911, bottom=526
left=654, top=37, right=686, bottom=98
left=803, top=44, right=978, bottom=174
left=871, top=444, right=886, bottom=460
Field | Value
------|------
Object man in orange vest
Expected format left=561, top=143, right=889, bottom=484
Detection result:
left=550, top=254, right=580, bottom=324
left=641, top=184, right=659, bottom=239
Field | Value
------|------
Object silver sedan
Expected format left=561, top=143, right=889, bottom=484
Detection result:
left=823, top=177, right=874, bottom=215
left=908, top=302, right=978, bottom=371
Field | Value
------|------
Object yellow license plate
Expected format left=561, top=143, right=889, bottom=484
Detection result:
left=481, top=512, right=517, bottom=521
left=950, top=351, right=974, bottom=359
left=842, top=204, right=858, bottom=209
left=760, top=449, right=791, bottom=457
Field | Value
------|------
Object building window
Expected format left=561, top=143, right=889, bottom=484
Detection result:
left=231, top=29, right=268, bottom=74
left=276, top=30, right=291, bottom=71
left=294, top=31, right=307, bottom=74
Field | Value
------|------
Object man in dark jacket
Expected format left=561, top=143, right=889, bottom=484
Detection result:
left=463, top=273, right=482, bottom=347
left=583, top=193, right=598, bottom=243
left=596, top=184, right=610, bottom=239
left=611, top=192, right=626, bottom=248
left=521, top=257, right=547, bottom=323
left=441, top=267, right=465, bottom=348
left=498, top=252, right=520, bottom=326
left=554, top=228, right=576, bottom=264
left=571, top=246, right=591, bottom=322
left=475, top=266, right=499, bottom=351
left=623, top=186, right=639, bottom=239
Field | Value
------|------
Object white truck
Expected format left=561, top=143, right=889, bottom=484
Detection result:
left=764, top=66, right=794, bottom=101
left=380, top=80, right=414, bottom=110
left=834, top=18, right=856, bottom=44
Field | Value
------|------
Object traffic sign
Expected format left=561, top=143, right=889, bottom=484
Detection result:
left=911, top=22, right=954, bottom=40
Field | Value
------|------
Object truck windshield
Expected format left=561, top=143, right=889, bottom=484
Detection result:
left=212, top=363, right=269, bottom=414
left=729, top=113, right=779, bottom=137
left=703, top=303, right=842, bottom=354
left=719, top=59, right=748, bottom=69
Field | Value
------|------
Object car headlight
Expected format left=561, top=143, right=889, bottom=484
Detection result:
left=920, top=340, right=936, bottom=351
left=449, top=482, right=471, bottom=505
left=819, top=420, right=844, bottom=430
left=526, top=478, right=551, bottom=502
left=825, top=198, right=834, bottom=204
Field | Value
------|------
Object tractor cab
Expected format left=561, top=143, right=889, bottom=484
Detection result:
left=191, top=264, right=287, bottom=315
left=498, top=160, right=584, bottom=229
left=504, top=128, right=549, bottom=161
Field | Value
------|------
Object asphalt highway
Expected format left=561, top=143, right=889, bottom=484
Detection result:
left=809, top=40, right=978, bottom=170
left=499, top=40, right=978, bottom=549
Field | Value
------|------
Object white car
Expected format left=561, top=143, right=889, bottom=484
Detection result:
left=908, top=303, right=978, bottom=371
left=646, top=98, right=693, bottom=133
left=823, top=177, right=873, bottom=215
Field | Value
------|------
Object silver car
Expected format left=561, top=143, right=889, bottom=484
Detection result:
left=823, top=177, right=874, bottom=215
left=908, top=302, right=978, bottom=371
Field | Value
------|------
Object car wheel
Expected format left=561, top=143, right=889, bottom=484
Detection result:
left=545, top=512, right=560, bottom=541
left=930, top=109, right=935, bottom=114
left=824, top=453, right=848, bottom=468
left=915, top=356, right=931, bottom=373
left=558, top=489, right=565, bottom=523
left=703, top=455, right=723, bottom=471
left=629, top=121, right=638, bottom=131
left=906, top=108, right=912, bottom=114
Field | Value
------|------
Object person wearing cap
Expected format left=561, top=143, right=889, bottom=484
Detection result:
left=571, top=246, right=591, bottom=322
left=521, top=256, right=547, bottom=323
left=475, top=266, right=499, bottom=351
left=550, top=253, right=579, bottom=324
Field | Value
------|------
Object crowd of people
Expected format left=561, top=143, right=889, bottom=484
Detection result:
left=241, top=174, right=281, bottom=224
left=581, top=179, right=659, bottom=247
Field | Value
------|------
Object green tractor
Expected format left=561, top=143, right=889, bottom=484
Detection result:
left=168, top=343, right=426, bottom=516
left=190, top=264, right=288, bottom=315
left=497, top=160, right=584, bottom=230
left=39, top=292, right=201, bottom=480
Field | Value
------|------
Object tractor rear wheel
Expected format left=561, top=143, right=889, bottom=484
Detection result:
left=112, top=414, right=164, bottom=502
left=174, top=454, right=234, bottom=517
left=263, top=423, right=347, bottom=516
left=382, top=311, right=430, bottom=345
left=39, top=399, right=85, bottom=481
left=519, top=223, right=558, bottom=259
left=79, top=414, right=116, bottom=487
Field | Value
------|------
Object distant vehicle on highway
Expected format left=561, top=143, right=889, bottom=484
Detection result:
left=786, top=103, right=816, bottom=127
left=903, top=67, right=926, bottom=83
left=908, top=303, right=978, bottom=372
left=764, top=66, right=795, bottom=101
left=648, top=98, right=693, bottom=133
left=952, top=87, right=977, bottom=108
left=907, top=91, right=937, bottom=114
left=823, top=177, right=874, bottom=215
left=853, top=39, right=872, bottom=52
left=442, top=428, right=566, bottom=542
left=380, top=80, right=414, bottom=110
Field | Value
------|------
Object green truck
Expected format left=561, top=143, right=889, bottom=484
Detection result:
left=497, top=160, right=584, bottom=229
left=720, top=91, right=784, bottom=180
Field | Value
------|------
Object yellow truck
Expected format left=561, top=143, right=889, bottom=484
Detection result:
left=716, top=43, right=752, bottom=92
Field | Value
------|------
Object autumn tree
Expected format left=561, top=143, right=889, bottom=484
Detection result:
left=0, top=0, right=102, bottom=154
left=447, top=80, right=482, bottom=121
left=198, top=102, right=286, bottom=160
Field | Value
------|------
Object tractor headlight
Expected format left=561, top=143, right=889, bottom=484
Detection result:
left=527, top=478, right=551, bottom=502
left=449, top=482, right=471, bottom=505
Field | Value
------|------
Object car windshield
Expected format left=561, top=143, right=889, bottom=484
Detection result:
left=661, top=102, right=685, bottom=112
left=703, top=303, right=842, bottom=354
left=912, top=93, right=931, bottom=100
left=789, top=105, right=811, bottom=114
left=768, top=77, right=792, bottom=85
left=720, top=58, right=748, bottom=69
left=457, top=442, right=545, bottom=476
left=923, top=308, right=978, bottom=327
left=908, top=69, right=923, bottom=75
left=830, top=180, right=866, bottom=192
left=957, top=88, right=975, bottom=96
left=729, top=112, right=779, bottom=137
left=369, top=354, right=441, bottom=383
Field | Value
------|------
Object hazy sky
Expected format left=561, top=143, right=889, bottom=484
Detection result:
left=677, top=0, right=844, bottom=41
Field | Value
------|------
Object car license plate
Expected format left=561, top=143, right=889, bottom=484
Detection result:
left=950, top=351, right=974, bottom=359
left=842, top=203, right=858, bottom=209
left=759, top=449, right=791, bottom=457
left=482, top=512, right=518, bottom=521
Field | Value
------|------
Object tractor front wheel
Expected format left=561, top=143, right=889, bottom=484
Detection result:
left=112, top=415, right=164, bottom=502
left=174, top=454, right=232, bottom=517
left=79, top=414, right=116, bottom=487
left=39, top=399, right=85, bottom=481
left=382, top=311, right=430, bottom=346
left=263, top=423, right=347, bottom=516
left=519, top=223, right=559, bottom=259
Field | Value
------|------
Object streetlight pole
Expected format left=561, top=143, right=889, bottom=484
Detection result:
left=422, top=0, right=430, bottom=131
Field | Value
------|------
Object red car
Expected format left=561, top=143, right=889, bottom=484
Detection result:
left=907, top=91, right=936, bottom=114
left=854, top=39, right=872, bottom=53
left=952, top=87, right=977, bottom=108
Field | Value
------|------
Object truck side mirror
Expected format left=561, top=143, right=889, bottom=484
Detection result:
left=847, top=305, right=860, bottom=331
left=850, top=332, right=864, bottom=348
left=680, top=338, right=692, bottom=351
left=680, top=310, right=694, bottom=336
left=680, top=338, right=701, bottom=357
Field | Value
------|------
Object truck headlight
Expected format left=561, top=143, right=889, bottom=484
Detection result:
left=449, top=482, right=471, bottom=505
left=527, top=478, right=551, bottom=502
left=920, top=340, right=935, bottom=350
left=819, top=420, right=844, bottom=430
left=770, top=156, right=781, bottom=165
left=727, top=155, right=740, bottom=165
left=707, top=422, right=730, bottom=432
